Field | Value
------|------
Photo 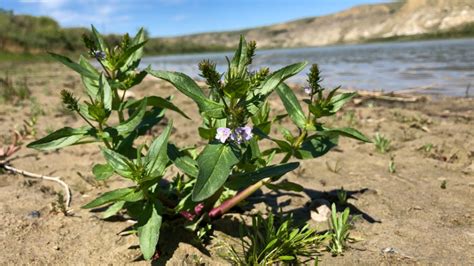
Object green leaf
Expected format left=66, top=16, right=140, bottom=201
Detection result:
left=99, top=74, right=112, bottom=110
left=295, top=136, right=338, bottom=160
left=198, top=127, right=215, bottom=140
left=92, top=163, right=114, bottom=181
left=82, top=187, right=135, bottom=209
left=27, top=127, right=93, bottom=151
left=146, top=69, right=224, bottom=118
left=79, top=55, right=100, bottom=75
left=120, top=28, right=146, bottom=72
left=78, top=55, right=101, bottom=99
left=91, top=25, right=107, bottom=52
left=116, top=41, right=147, bottom=69
left=266, top=180, right=304, bottom=192
left=320, top=127, right=371, bottom=143
left=137, top=201, right=162, bottom=260
left=192, top=143, right=239, bottom=202
left=144, top=122, right=172, bottom=179
left=275, top=83, right=307, bottom=129
left=102, top=201, right=125, bottom=219
left=167, top=144, right=199, bottom=178
left=126, top=96, right=189, bottom=119
left=226, top=162, right=299, bottom=190
left=229, top=35, right=248, bottom=76
left=81, top=76, right=99, bottom=100
left=329, top=92, right=356, bottom=113
left=101, top=147, right=134, bottom=178
left=115, top=99, right=147, bottom=136
left=49, top=53, right=98, bottom=79
left=257, top=62, right=307, bottom=96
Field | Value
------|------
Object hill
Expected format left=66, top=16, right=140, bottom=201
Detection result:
left=161, top=0, right=474, bottom=49
left=1, top=0, right=474, bottom=56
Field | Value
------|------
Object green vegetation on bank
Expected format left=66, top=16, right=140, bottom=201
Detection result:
left=0, top=9, right=229, bottom=60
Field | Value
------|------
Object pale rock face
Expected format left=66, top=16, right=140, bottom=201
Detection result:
left=162, top=0, right=474, bottom=49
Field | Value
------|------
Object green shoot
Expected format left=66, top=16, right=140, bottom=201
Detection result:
left=374, top=133, right=391, bottom=153
left=222, top=213, right=326, bottom=265
left=328, top=203, right=352, bottom=255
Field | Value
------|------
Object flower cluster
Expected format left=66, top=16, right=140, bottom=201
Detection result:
left=93, top=50, right=106, bottom=60
left=215, top=126, right=253, bottom=144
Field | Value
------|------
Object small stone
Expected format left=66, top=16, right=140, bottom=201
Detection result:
left=26, top=210, right=40, bottom=219
left=309, top=199, right=331, bottom=222
left=52, top=246, right=60, bottom=251
left=381, top=247, right=397, bottom=254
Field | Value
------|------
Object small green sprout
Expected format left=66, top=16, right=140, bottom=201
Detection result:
left=440, top=180, right=447, bottom=189
left=328, top=203, right=352, bottom=255
left=418, top=143, right=434, bottom=153
left=337, top=186, right=348, bottom=205
left=374, top=133, right=391, bottom=153
left=388, top=155, right=396, bottom=174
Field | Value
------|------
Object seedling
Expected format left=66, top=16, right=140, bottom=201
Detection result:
left=222, top=213, right=326, bottom=265
left=27, top=27, right=370, bottom=260
left=337, top=187, right=348, bottom=205
left=328, top=203, right=352, bottom=255
left=440, top=180, right=447, bottom=189
left=374, top=133, right=391, bottom=153
left=418, top=143, right=434, bottom=153
left=388, top=155, right=396, bottom=174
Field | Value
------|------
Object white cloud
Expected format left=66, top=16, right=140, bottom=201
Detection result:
left=19, top=0, right=131, bottom=33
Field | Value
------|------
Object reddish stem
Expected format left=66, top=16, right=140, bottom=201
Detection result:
left=208, top=177, right=271, bottom=219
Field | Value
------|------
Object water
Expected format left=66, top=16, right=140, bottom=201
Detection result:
left=142, top=38, right=474, bottom=96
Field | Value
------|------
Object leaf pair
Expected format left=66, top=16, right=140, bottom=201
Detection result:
left=98, top=122, right=173, bottom=181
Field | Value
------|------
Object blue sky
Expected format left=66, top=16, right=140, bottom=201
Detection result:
left=2, top=0, right=390, bottom=37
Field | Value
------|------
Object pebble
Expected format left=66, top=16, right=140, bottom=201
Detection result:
left=381, top=247, right=397, bottom=254
left=309, top=199, right=331, bottom=222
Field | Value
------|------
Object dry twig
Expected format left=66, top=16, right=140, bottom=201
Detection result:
left=0, top=160, right=72, bottom=208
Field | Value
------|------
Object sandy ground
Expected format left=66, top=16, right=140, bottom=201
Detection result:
left=0, top=62, right=473, bottom=265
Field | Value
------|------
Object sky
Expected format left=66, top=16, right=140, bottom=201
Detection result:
left=2, top=0, right=390, bottom=37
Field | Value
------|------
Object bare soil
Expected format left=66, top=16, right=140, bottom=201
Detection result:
left=0, top=62, right=473, bottom=265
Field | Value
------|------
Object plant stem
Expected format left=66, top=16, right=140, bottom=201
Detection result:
left=114, top=89, right=125, bottom=122
left=209, top=177, right=271, bottom=218
left=98, top=123, right=112, bottom=149
left=77, top=112, right=96, bottom=129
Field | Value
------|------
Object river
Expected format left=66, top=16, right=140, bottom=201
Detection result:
left=141, top=38, right=474, bottom=96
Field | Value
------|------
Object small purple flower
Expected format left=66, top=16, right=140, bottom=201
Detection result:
left=215, top=127, right=231, bottom=143
left=93, top=50, right=106, bottom=60
left=304, top=86, right=312, bottom=95
left=238, top=126, right=253, bottom=141
left=231, top=126, right=253, bottom=144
